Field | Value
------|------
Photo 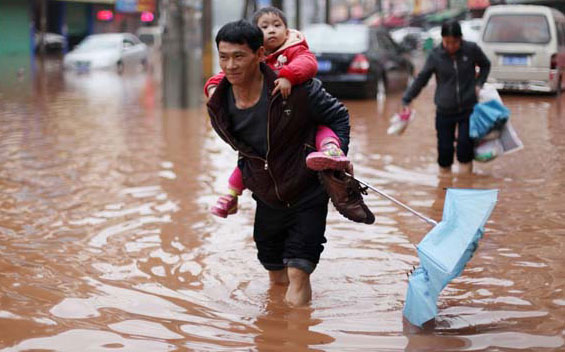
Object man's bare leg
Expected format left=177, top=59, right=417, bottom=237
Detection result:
left=285, top=267, right=311, bottom=307
left=269, top=269, right=289, bottom=285
left=459, top=162, right=473, bottom=175
left=439, top=165, right=452, bottom=177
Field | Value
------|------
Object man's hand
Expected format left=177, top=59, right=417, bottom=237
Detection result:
left=273, top=78, right=292, bottom=99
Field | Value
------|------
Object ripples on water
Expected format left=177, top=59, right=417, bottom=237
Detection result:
left=0, top=62, right=564, bottom=351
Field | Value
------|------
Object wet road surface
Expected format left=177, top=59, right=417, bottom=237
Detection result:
left=0, top=59, right=564, bottom=351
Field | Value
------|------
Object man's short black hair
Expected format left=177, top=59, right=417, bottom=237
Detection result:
left=215, top=20, right=264, bottom=52
left=441, top=20, right=462, bottom=38
left=252, top=6, right=288, bottom=27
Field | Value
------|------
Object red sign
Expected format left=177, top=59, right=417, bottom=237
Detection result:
left=468, top=0, right=490, bottom=9
left=97, top=10, right=114, bottom=21
left=140, top=11, right=154, bottom=22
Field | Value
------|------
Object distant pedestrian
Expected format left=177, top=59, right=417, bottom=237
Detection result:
left=401, top=20, right=491, bottom=175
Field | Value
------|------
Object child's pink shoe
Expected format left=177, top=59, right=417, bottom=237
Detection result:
left=306, top=142, right=350, bottom=171
left=211, top=195, right=238, bottom=218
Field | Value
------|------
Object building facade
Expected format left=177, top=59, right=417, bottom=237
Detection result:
left=0, top=0, right=157, bottom=61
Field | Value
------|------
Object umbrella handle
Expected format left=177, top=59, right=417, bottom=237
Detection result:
left=346, top=173, right=438, bottom=226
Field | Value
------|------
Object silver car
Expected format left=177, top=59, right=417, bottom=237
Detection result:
left=63, top=33, right=148, bottom=72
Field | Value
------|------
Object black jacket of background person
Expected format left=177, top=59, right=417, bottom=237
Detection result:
left=402, top=40, right=491, bottom=114
left=207, top=63, right=350, bottom=208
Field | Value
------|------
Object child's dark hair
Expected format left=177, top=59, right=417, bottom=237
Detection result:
left=252, top=6, right=288, bottom=27
left=215, top=20, right=264, bottom=52
left=441, top=20, right=462, bottom=38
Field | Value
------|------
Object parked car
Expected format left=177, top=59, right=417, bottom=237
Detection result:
left=63, top=33, right=148, bottom=72
left=478, top=5, right=565, bottom=94
left=421, top=18, right=482, bottom=49
left=34, top=32, right=66, bottom=53
left=302, top=24, right=414, bottom=99
left=421, top=25, right=442, bottom=48
left=136, top=26, right=163, bottom=49
left=390, top=26, right=425, bottom=51
left=460, top=18, right=483, bottom=43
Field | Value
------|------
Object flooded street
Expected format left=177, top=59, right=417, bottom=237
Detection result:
left=0, top=58, right=564, bottom=351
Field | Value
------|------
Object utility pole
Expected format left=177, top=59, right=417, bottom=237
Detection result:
left=295, top=0, right=301, bottom=30
left=39, top=0, right=47, bottom=57
left=161, top=0, right=201, bottom=108
left=242, top=0, right=257, bottom=19
left=272, top=0, right=283, bottom=10
left=325, top=0, right=331, bottom=24
left=377, top=0, right=383, bottom=26
left=312, top=0, right=320, bottom=23
left=162, top=0, right=186, bottom=108
left=202, top=0, right=213, bottom=80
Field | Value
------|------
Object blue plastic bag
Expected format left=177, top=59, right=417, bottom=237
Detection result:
left=469, top=100, right=510, bottom=140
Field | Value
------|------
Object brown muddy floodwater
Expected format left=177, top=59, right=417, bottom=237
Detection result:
left=0, top=59, right=564, bottom=351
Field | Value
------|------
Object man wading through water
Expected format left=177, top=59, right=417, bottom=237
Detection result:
left=207, top=20, right=372, bottom=306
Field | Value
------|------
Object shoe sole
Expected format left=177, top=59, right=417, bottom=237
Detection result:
left=329, top=197, right=376, bottom=224
left=318, top=172, right=375, bottom=225
left=306, top=155, right=350, bottom=171
left=211, top=207, right=237, bottom=218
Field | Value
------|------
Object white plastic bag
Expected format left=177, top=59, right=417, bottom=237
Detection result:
left=474, top=138, right=504, bottom=162
left=478, top=83, right=502, bottom=104
left=387, top=109, right=415, bottom=135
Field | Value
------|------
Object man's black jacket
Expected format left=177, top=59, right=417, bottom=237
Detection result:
left=402, top=40, right=491, bottom=114
left=207, top=63, right=350, bottom=208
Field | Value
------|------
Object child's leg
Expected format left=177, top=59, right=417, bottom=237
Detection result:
left=306, top=126, right=350, bottom=171
left=227, top=166, right=245, bottom=196
left=211, top=166, right=245, bottom=218
left=315, top=125, right=341, bottom=150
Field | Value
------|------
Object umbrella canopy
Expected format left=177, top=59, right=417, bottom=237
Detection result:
left=403, top=188, right=499, bottom=327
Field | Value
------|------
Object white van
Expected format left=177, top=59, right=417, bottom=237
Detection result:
left=478, top=5, right=565, bottom=93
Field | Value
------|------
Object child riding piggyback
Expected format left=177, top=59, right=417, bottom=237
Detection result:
left=206, top=7, right=350, bottom=218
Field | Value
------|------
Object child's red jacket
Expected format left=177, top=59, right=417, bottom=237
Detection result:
left=204, top=29, right=318, bottom=97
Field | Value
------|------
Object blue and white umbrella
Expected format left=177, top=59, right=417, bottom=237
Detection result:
left=350, top=175, right=498, bottom=327
left=403, top=188, right=498, bottom=326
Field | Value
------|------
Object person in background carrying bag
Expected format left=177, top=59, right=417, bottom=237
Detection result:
left=400, top=20, right=491, bottom=175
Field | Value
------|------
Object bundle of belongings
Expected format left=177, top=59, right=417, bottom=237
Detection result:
left=387, top=108, right=415, bottom=136
left=470, top=84, right=523, bottom=162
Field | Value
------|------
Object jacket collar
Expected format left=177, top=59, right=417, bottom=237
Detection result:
left=438, top=40, right=468, bottom=58
left=206, top=63, right=280, bottom=156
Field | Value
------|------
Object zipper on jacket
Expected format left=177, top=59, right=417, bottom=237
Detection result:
left=210, top=90, right=284, bottom=204
left=209, top=110, right=266, bottom=165
left=452, top=58, right=462, bottom=111
left=265, top=92, right=284, bottom=202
